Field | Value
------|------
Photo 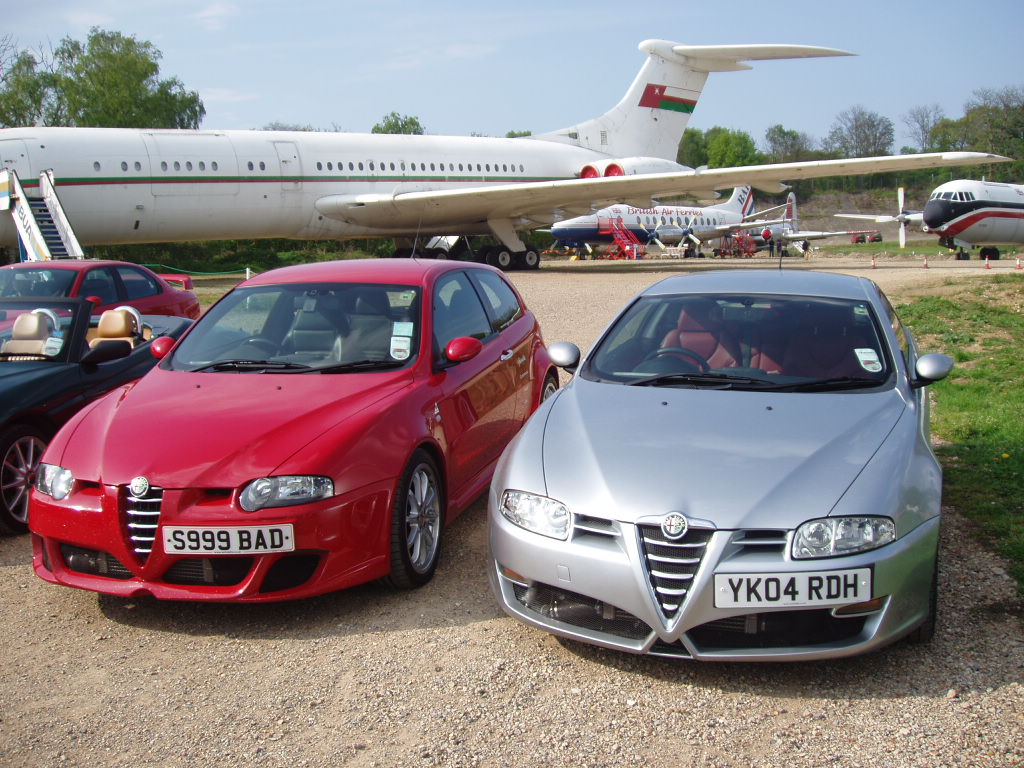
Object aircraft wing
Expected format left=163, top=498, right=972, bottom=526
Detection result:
left=835, top=212, right=924, bottom=225
left=708, top=218, right=787, bottom=237
left=314, top=152, right=1005, bottom=231
left=778, top=228, right=878, bottom=243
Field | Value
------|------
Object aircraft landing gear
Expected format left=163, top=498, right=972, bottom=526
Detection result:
left=979, top=246, right=1001, bottom=260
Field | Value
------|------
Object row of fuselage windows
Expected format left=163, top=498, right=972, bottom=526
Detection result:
left=90, top=158, right=528, bottom=176
left=314, top=159, right=527, bottom=174
left=636, top=215, right=719, bottom=228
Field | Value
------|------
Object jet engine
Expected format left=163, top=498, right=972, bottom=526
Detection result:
left=579, top=157, right=690, bottom=178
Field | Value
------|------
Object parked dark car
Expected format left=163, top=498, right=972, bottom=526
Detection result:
left=0, top=297, right=192, bottom=532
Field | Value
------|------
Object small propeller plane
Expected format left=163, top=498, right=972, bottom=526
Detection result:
left=837, top=180, right=1024, bottom=259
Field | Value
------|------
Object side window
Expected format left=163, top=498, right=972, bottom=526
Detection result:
left=878, top=291, right=913, bottom=369
left=471, top=270, right=523, bottom=332
left=79, top=268, right=119, bottom=305
left=432, top=272, right=491, bottom=351
left=116, top=266, right=161, bottom=300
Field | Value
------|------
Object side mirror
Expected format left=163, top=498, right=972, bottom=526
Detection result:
left=912, top=353, right=954, bottom=388
left=150, top=335, right=176, bottom=359
left=81, top=339, right=132, bottom=365
left=548, top=341, right=581, bottom=372
left=445, top=336, right=483, bottom=363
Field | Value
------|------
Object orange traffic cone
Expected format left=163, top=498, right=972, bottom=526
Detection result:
left=1016, top=257, right=1022, bottom=271
left=923, top=255, right=929, bottom=269
left=984, top=256, right=991, bottom=270
left=871, top=255, right=877, bottom=269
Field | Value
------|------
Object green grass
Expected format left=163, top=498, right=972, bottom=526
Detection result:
left=897, top=274, right=1024, bottom=594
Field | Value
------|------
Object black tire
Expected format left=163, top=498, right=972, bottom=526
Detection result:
left=521, top=249, right=540, bottom=270
left=486, top=248, right=513, bottom=270
left=385, top=450, right=443, bottom=589
left=0, top=424, right=48, bottom=534
left=541, top=371, right=559, bottom=403
left=907, top=552, right=939, bottom=644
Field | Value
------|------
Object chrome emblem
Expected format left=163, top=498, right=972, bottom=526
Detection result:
left=661, top=512, right=688, bottom=540
left=129, top=476, right=150, bottom=498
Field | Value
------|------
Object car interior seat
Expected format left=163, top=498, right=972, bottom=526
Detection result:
left=89, top=307, right=142, bottom=349
left=659, top=298, right=742, bottom=370
left=781, top=304, right=868, bottom=379
left=1, top=310, right=55, bottom=358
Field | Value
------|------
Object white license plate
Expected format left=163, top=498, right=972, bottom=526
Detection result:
left=714, top=568, right=872, bottom=608
left=162, top=525, right=295, bottom=555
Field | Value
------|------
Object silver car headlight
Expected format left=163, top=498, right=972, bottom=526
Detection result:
left=792, top=516, right=896, bottom=559
left=499, top=490, right=570, bottom=540
left=36, top=463, right=75, bottom=501
left=239, top=475, right=333, bottom=512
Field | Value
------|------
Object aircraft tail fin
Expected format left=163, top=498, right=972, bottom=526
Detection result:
left=535, top=41, right=851, bottom=162
left=784, top=191, right=798, bottom=227
left=720, top=186, right=755, bottom=216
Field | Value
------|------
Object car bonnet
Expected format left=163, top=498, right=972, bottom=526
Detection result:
left=56, top=367, right=412, bottom=489
left=539, top=377, right=907, bottom=530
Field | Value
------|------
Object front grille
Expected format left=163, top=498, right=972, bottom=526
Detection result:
left=511, top=582, right=651, bottom=641
left=637, top=524, right=713, bottom=619
left=732, top=529, right=788, bottom=555
left=124, top=485, right=163, bottom=561
left=163, top=557, right=253, bottom=586
left=688, top=609, right=867, bottom=650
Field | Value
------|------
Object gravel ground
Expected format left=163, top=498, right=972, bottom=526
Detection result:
left=2, top=256, right=1022, bottom=768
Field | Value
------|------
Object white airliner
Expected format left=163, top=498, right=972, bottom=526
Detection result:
left=550, top=186, right=769, bottom=253
left=840, top=180, right=1023, bottom=259
left=0, top=39, right=1006, bottom=269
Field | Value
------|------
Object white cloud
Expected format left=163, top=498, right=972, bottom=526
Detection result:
left=192, top=2, right=239, bottom=32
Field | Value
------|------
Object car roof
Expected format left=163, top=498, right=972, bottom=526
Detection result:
left=241, top=258, right=500, bottom=287
left=0, top=259, right=149, bottom=271
left=642, top=269, right=879, bottom=301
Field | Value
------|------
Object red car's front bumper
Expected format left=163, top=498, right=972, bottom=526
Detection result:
left=31, top=479, right=395, bottom=602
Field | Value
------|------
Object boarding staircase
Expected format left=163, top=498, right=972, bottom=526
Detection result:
left=598, top=216, right=645, bottom=259
left=1, top=168, right=84, bottom=261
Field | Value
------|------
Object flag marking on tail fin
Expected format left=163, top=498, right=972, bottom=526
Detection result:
left=638, top=84, right=698, bottom=113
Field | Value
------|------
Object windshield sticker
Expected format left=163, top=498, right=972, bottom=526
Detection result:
left=43, top=337, right=63, bottom=356
left=392, top=321, right=414, bottom=337
left=855, top=348, right=882, bottom=373
left=390, top=336, right=411, bottom=361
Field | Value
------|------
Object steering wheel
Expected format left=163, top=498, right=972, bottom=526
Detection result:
left=641, top=346, right=711, bottom=373
left=239, top=336, right=278, bottom=355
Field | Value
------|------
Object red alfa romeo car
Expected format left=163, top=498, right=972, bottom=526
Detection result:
left=30, top=259, right=557, bottom=601
left=0, top=260, right=200, bottom=319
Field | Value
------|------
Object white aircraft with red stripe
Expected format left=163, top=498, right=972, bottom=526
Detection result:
left=0, top=39, right=1006, bottom=269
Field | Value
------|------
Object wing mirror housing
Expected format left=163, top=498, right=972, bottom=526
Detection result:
left=912, top=353, right=954, bottom=388
left=445, top=336, right=483, bottom=363
left=548, top=341, right=581, bottom=372
left=150, top=335, right=176, bottom=359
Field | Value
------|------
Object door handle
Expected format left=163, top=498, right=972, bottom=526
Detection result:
left=500, top=349, right=514, bottom=361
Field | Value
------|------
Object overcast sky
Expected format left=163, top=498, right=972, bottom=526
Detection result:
left=6, top=0, right=1022, bottom=151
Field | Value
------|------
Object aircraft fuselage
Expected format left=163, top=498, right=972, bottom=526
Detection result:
left=0, top=127, right=603, bottom=247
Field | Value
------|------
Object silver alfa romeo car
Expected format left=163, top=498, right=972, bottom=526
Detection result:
left=488, top=270, right=954, bottom=661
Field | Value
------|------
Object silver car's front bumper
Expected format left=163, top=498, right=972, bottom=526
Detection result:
left=488, top=497, right=939, bottom=661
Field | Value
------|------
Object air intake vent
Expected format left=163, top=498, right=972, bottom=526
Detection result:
left=637, top=525, right=712, bottom=618
left=124, top=485, right=163, bottom=561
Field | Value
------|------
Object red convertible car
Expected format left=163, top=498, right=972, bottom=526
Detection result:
left=0, top=260, right=200, bottom=319
left=30, top=259, right=557, bottom=601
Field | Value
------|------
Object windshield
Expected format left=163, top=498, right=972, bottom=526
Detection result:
left=584, top=293, right=892, bottom=392
left=0, top=267, right=77, bottom=299
left=167, top=282, right=421, bottom=373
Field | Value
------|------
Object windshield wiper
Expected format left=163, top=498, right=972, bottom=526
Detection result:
left=627, top=372, right=777, bottom=390
left=774, top=376, right=882, bottom=392
left=189, top=359, right=313, bottom=373
left=315, top=359, right=406, bottom=373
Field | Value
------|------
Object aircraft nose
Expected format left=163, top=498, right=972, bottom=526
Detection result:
left=922, top=199, right=953, bottom=231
